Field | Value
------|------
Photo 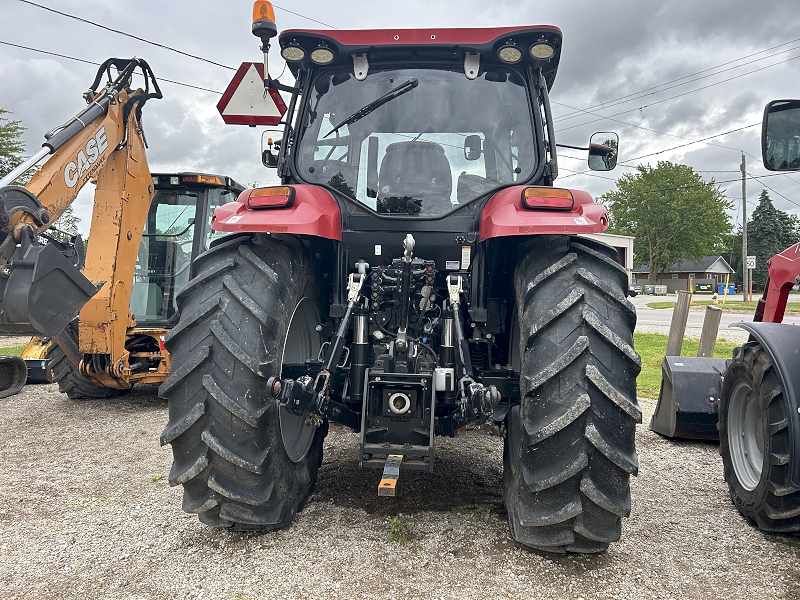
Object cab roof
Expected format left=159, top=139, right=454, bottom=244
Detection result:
left=278, top=26, right=563, bottom=89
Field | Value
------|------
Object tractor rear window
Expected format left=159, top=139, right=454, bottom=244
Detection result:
left=296, top=68, right=536, bottom=217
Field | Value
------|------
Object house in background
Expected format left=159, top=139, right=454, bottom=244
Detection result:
left=580, top=233, right=635, bottom=284
left=633, top=255, right=735, bottom=294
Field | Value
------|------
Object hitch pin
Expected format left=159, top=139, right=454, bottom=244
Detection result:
left=378, top=454, right=403, bottom=497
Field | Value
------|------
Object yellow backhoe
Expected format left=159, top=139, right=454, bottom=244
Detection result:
left=0, top=58, right=243, bottom=397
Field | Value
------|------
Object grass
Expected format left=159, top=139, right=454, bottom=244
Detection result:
left=0, top=344, right=27, bottom=357
left=634, top=332, right=740, bottom=399
left=646, top=299, right=800, bottom=313
left=386, top=516, right=414, bottom=544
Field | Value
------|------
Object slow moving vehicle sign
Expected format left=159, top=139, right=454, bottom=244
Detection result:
left=217, top=62, right=287, bottom=126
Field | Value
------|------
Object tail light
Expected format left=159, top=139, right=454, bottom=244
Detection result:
left=181, top=175, right=222, bottom=185
left=521, top=187, right=574, bottom=210
left=245, top=186, right=295, bottom=209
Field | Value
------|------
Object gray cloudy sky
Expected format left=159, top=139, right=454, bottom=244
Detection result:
left=1, top=0, right=799, bottom=235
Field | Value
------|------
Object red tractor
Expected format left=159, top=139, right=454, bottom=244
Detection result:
left=159, top=3, right=641, bottom=553
left=650, top=100, right=800, bottom=534
left=717, top=101, right=800, bottom=533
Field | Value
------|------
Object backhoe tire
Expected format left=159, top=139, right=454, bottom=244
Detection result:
left=719, top=341, right=800, bottom=533
left=159, top=234, right=327, bottom=531
left=504, top=235, right=642, bottom=553
left=47, top=342, right=129, bottom=400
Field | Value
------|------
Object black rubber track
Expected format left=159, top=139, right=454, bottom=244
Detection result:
left=719, top=341, right=800, bottom=533
left=159, top=234, right=327, bottom=531
left=504, top=235, right=642, bottom=553
left=48, top=342, right=129, bottom=400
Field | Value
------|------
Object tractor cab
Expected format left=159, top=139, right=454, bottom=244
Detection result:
left=279, top=27, right=564, bottom=217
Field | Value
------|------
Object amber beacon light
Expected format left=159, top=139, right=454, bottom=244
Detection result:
left=252, top=1, right=277, bottom=41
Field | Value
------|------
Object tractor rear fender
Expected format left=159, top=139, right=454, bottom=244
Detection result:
left=479, top=186, right=608, bottom=241
left=211, top=184, right=342, bottom=241
left=732, top=321, right=800, bottom=488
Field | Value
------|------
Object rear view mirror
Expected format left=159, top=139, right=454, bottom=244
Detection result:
left=762, top=99, right=800, bottom=171
left=262, top=147, right=279, bottom=168
left=588, top=132, right=618, bottom=171
left=464, top=135, right=482, bottom=161
left=261, top=138, right=281, bottom=168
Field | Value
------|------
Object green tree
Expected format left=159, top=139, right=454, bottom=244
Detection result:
left=0, top=107, right=26, bottom=181
left=49, top=205, right=81, bottom=244
left=603, top=161, right=732, bottom=284
left=747, top=189, right=800, bottom=288
left=2, top=107, right=80, bottom=238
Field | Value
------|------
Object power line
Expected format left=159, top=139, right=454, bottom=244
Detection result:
left=15, top=0, right=337, bottom=68
left=272, top=4, right=339, bottom=29
left=0, top=39, right=223, bottom=94
left=559, top=167, right=618, bottom=181
left=558, top=122, right=762, bottom=180
left=618, top=123, right=761, bottom=165
left=552, top=53, right=800, bottom=142
left=16, top=0, right=235, bottom=70
left=748, top=172, right=800, bottom=209
left=554, top=38, right=800, bottom=123
left=560, top=166, right=799, bottom=203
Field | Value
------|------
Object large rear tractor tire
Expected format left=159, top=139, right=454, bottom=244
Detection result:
left=504, top=235, right=642, bottom=553
left=719, top=342, right=800, bottom=533
left=48, top=341, right=130, bottom=400
left=159, top=234, right=327, bottom=530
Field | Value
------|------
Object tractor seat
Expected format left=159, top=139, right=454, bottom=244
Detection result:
left=377, top=141, right=453, bottom=215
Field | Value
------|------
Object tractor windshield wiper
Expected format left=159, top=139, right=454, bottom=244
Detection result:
left=324, top=78, right=419, bottom=138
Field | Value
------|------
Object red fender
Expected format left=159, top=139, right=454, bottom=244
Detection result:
left=755, top=241, right=800, bottom=324
left=211, top=184, right=342, bottom=241
left=479, top=186, right=609, bottom=241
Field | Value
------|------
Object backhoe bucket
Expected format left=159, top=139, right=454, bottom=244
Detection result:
left=0, top=227, right=97, bottom=337
left=0, top=355, right=27, bottom=398
left=649, top=356, right=729, bottom=440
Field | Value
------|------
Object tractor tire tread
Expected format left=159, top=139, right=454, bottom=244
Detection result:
left=159, top=234, right=327, bottom=531
left=505, top=235, right=641, bottom=553
left=719, top=341, right=800, bottom=533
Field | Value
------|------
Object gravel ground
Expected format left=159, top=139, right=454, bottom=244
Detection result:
left=1, top=381, right=798, bottom=600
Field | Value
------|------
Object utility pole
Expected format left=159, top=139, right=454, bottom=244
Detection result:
left=741, top=153, right=747, bottom=300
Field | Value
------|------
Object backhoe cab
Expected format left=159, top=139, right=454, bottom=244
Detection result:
left=160, top=3, right=640, bottom=554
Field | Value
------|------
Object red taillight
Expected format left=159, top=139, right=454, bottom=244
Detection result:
left=521, top=187, right=574, bottom=210
left=246, top=186, right=295, bottom=209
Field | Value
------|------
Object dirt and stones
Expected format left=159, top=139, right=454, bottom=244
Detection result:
left=0, top=382, right=798, bottom=599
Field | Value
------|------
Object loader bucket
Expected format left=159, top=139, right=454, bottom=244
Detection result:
left=649, top=356, right=729, bottom=440
left=0, top=226, right=97, bottom=337
left=0, top=355, right=27, bottom=398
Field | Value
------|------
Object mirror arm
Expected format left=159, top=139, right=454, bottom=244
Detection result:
left=556, top=143, right=589, bottom=151
left=266, top=78, right=301, bottom=94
